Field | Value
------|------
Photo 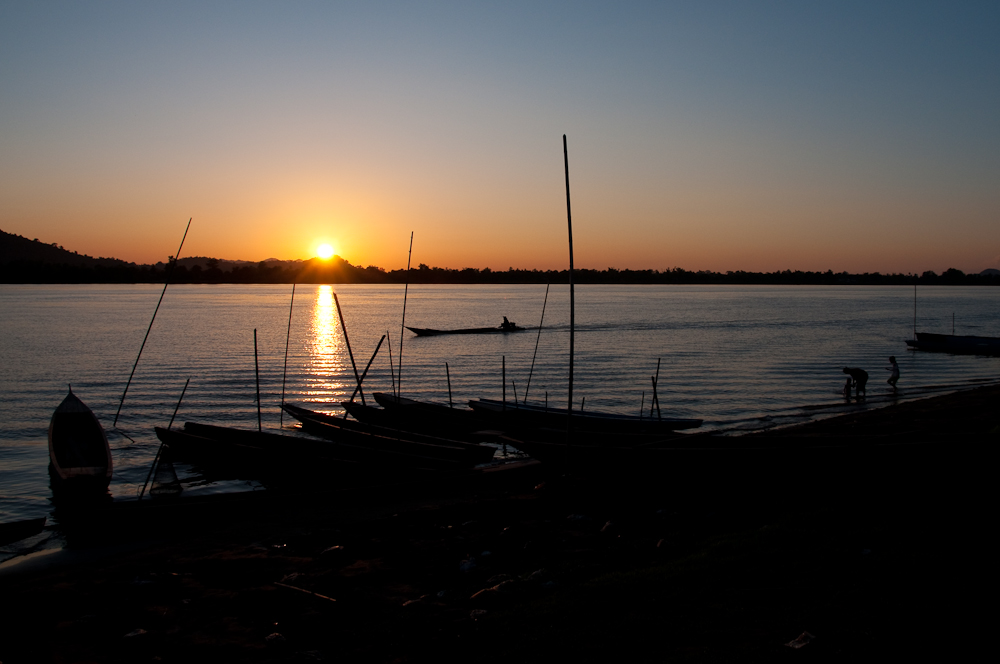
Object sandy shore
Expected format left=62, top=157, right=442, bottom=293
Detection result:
left=1, top=386, right=995, bottom=663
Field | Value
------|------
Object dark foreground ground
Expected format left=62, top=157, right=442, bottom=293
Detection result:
left=1, top=386, right=996, bottom=663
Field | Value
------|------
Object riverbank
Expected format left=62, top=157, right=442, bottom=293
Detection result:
left=1, top=386, right=995, bottom=663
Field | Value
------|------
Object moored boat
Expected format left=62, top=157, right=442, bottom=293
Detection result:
left=48, top=386, right=112, bottom=488
left=906, top=332, right=1000, bottom=356
left=468, top=398, right=703, bottom=433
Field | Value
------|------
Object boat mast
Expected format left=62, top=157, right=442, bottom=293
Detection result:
left=397, top=232, right=414, bottom=398
left=563, top=135, right=575, bottom=440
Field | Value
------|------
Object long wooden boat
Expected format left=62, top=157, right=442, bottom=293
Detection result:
left=48, top=387, right=112, bottom=487
left=406, top=324, right=525, bottom=336
left=468, top=398, right=703, bottom=433
left=156, top=421, right=481, bottom=473
left=906, top=332, right=1000, bottom=356
left=281, top=404, right=497, bottom=465
left=503, top=433, right=986, bottom=488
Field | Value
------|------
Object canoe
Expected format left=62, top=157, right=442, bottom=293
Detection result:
left=906, top=332, right=1000, bottom=356
left=406, top=325, right=525, bottom=336
left=282, top=404, right=498, bottom=465
left=157, top=421, right=478, bottom=473
left=0, top=516, right=47, bottom=547
left=48, top=387, right=112, bottom=487
left=467, top=398, right=703, bottom=433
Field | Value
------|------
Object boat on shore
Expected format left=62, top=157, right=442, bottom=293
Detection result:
left=468, top=398, right=703, bottom=433
left=48, top=387, right=113, bottom=488
left=906, top=332, right=1000, bottom=356
left=281, top=404, right=498, bottom=465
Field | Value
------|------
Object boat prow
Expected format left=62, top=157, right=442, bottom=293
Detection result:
left=48, top=386, right=112, bottom=487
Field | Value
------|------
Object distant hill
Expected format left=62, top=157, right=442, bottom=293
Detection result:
left=0, top=229, right=134, bottom=267
left=981, top=269, right=1000, bottom=276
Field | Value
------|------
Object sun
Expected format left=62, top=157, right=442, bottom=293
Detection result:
left=316, top=243, right=335, bottom=259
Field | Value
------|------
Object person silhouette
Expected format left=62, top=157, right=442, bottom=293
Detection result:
left=842, top=367, right=868, bottom=398
left=886, top=356, right=900, bottom=390
left=843, top=377, right=853, bottom=400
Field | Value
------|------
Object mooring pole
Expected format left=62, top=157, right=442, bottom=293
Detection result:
left=343, top=335, right=386, bottom=418
left=115, top=218, right=191, bottom=426
left=524, top=283, right=550, bottom=404
left=446, top=362, right=454, bottom=408
left=398, top=232, right=414, bottom=398
left=254, top=329, right=262, bottom=432
left=333, top=292, right=366, bottom=406
left=279, top=283, right=296, bottom=428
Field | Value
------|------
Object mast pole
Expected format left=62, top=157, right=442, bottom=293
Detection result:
left=563, top=135, right=575, bottom=440
left=115, top=218, right=191, bottom=426
left=398, top=232, right=414, bottom=398
left=279, top=283, right=296, bottom=427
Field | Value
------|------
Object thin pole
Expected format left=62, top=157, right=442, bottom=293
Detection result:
left=333, top=293, right=365, bottom=406
left=279, top=283, right=296, bottom=428
left=639, top=391, right=645, bottom=420
left=523, top=283, right=550, bottom=404
left=512, top=380, right=518, bottom=405
left=139, top=377, right=189, bottom=502
left=913, top=283, right=917, bottom=339
left=398, top=232, right=414, bottom=398
left=386, top=329, right=396, bottom=397
left=114, top=218, right=192, bottom=425
left=502, top=355, right=506, bottom=411
left=167, top=378, right=191, bottom=431
left=446, top=362, right=453, bottom=408
left=254, top=329, right=262, bottom=432
left=651, top=376, right=662, bottom=422
left=343, top=335, right=386, bottom=418
left=563, top=135, right=575, bottom=442
left=650, top=358, right=662, bottom=418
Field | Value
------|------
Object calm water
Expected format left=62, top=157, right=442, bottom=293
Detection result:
left=2, top=283, right=999, bottom=531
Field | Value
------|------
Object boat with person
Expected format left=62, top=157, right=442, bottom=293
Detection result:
left=406, top=317, right=525, bottom=336
left=48, top=386, right=113, bottom=488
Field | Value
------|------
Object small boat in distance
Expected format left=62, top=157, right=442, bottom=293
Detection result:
left=48, top=386, right=112, bottom=488
left=906, top=332, right=1000, bottom=356
left=406, top=317, right=525, bottom=336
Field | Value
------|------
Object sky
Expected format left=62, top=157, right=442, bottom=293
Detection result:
left=1, top=1, right=998, bottom=274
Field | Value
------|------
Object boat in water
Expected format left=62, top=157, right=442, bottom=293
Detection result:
left=48, top=386, right=112, bottom=488
left=906, top=332, right=1000, bottom=356
left=406, top=319, right=525, bottom=336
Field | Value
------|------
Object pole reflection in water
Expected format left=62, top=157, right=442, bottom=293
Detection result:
left=305, top=285, right=348, bottom=402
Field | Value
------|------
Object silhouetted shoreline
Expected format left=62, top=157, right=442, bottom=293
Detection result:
left=0, top=385, right=992, bottom=661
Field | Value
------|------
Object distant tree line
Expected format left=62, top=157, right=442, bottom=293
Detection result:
left=2, top=256, right=998, bottom=286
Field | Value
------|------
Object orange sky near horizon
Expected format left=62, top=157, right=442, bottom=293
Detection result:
left=2, top=3, right=998, bottom=275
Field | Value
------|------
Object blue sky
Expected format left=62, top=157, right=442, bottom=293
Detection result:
left=1, top=1, right=997, bottom=272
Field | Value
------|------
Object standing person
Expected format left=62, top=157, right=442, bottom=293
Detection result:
left=842, top=367, right=868, bottom=398
left=886, top=356, right=900, bottom=390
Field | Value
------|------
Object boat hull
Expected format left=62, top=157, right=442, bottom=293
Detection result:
left=468, top=398, right=703, bottom=433
left=906, top=332, right=1000, bottom=356
left=406, top=326, right=525, bottom=336
left=48, top=389, right=112, bottom=486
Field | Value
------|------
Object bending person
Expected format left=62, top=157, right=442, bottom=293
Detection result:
left=842, top=367, right=868, bottom=398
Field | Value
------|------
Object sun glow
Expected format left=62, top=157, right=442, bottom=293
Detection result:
left=316, top=243, right=335, bottom=259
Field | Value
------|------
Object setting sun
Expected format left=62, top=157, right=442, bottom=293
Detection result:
left=316, top=243, right=335, bottom=259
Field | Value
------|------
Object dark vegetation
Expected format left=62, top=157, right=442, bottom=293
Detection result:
left=3, top=229, right=998, bottom=285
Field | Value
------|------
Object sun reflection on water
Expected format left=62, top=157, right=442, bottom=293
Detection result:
left=306, top=285, right=347, bottom=401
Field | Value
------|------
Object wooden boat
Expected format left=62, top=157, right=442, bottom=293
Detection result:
left=503, top=432, right=986, bottom=488
left=281, top=404, right=497, bottom=465
left=0, top=516, right=47, bottom=547
left=906, top=332, right=1000, bottom=356
left=467, top=398, right=703, bottom=433
left=156, top=420, right=483, bottom=473
left=406, top=323, right=525, bottom=336
left=48, top=387, right=112, bottom=487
